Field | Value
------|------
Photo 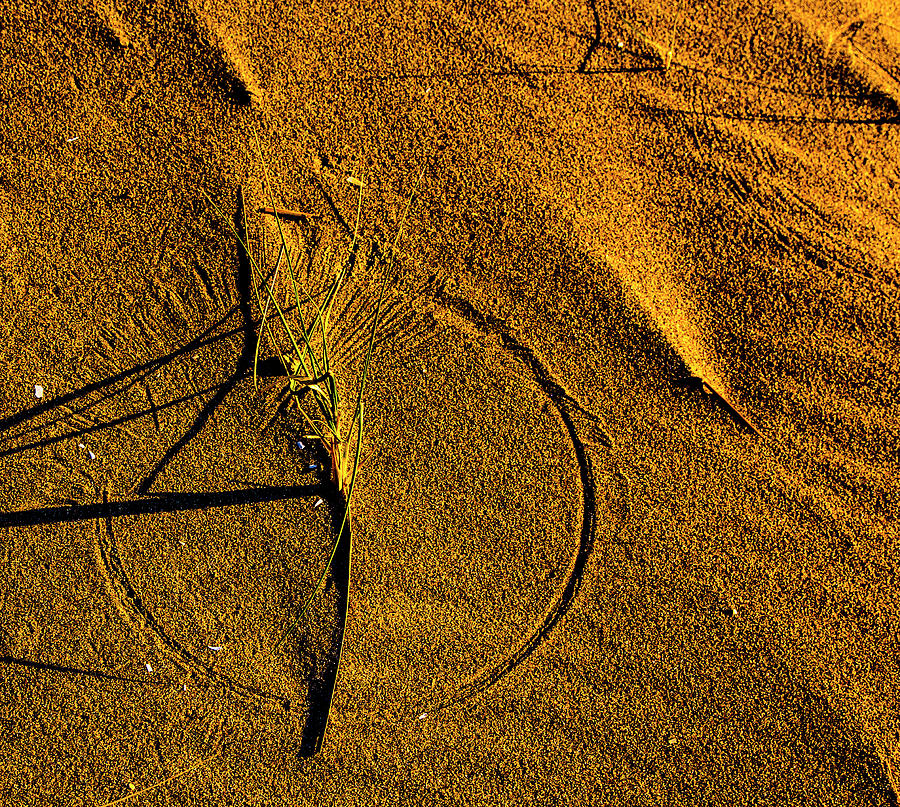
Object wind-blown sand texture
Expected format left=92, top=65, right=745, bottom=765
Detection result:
left=1, top=0, right=899, bottom=804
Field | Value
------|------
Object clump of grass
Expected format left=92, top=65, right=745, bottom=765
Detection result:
left=204, top=135, right=422, bottom=749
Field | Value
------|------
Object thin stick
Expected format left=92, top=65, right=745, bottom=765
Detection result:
left=258, top=207, right=321, bottom=221
left=96, top=750, right=221, bottom=807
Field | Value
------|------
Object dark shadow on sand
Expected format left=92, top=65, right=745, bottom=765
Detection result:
left=0, top=187, right=347, bottom=753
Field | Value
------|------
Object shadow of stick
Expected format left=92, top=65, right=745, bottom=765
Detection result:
left=138, top=187, right=257, bottom=494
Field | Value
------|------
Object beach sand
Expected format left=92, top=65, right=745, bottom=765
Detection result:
left=0, top=0, right=898, bottom=803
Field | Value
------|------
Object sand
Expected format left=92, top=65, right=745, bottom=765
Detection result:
left=0, top=0, right=898, bottom=803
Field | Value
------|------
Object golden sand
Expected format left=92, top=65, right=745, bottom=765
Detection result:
left=0, top=0, right=898, bottom=803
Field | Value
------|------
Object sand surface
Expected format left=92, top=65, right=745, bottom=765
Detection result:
left=1, top=0, right=899, bottom=804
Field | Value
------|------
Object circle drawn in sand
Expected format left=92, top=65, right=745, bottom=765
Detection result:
left=352, top=292, right=626, bottom=716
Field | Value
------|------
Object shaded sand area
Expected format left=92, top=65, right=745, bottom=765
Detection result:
left=1, top=0, right=899, bottom=803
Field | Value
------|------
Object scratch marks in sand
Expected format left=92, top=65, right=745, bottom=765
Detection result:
left=801, top=7, right=900, bottom=110
left=425, top=292, right=629, bottom=709
left=686, top=83, right=900, bottom=292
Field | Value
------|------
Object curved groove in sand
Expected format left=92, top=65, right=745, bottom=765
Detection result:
left=425, top=293, right=628, bottom=710
left=93, top=498, right=287, bottom=709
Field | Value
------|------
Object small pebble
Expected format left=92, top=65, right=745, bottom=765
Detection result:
left=145, top=663, right=153, bottom=673
left=34, top=385, right=43, bottom=399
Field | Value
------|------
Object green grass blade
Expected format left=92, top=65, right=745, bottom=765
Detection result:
left=250, top=127, right=326, bottom=384
left=318, top=498, right=352, bottom=749
left=201, top=186, right=340, bottom=435
left=200, top=187, right=308, bottom=372
left=346, top=163, right=424, bottom=441
left=253, top=245, right=286, bottom=389
left=257, top=158, right=424, bottom=755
